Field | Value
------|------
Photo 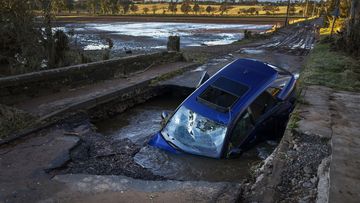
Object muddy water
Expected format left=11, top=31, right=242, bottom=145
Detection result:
left=95, top=95, right=181, bottom=144
left=95, top=94, right=277, bottom=182
left=57, top=22, right=272, bottom=53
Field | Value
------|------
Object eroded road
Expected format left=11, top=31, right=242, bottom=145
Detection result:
left=0, top=19, right=322, bottom=202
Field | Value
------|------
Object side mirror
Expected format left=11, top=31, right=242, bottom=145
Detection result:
left=161, top=111, right=169, bottom=120
left=196, top=71, right=210, bottom=88
left=227, top=148, right=242, bottom=159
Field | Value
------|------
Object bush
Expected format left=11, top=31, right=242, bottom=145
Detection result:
left=0, top=104, right=37, bottom=139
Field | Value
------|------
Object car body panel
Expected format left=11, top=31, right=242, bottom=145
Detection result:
left=183, top=59, right=278, bottom=125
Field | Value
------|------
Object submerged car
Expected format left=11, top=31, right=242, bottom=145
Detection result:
left=149, top=58, right=297, bottom=159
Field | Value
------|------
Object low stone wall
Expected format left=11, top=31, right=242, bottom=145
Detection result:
left=0, top=52, right=183, bottom=105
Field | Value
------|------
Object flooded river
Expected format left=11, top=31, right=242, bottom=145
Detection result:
left=58, top=22, right=272, bottom=53
left=95, top=94, right=277, bottom=182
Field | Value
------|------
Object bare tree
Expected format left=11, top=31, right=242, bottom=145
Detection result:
left=151, top=5, right=158, bottom=14
left=345, top=0, right=360, bottom=56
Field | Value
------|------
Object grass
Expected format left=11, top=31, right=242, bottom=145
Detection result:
left=150, top=66, right=190, bottom=85
left=301, top=43, right=360, bottom=92
left=288, top=110, right=301, bottom=130
left=56, top=4, right=305, bottom=17
left=132, top=4, right=302, bottom=16
left=0, top=104, right=38, bottom=139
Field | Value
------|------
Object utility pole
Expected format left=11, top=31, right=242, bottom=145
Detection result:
left=285, top=0, right=291, bottom=26
left=305, top=0, right=309, bottom=17
left=312, top=1, right=316, bottom=17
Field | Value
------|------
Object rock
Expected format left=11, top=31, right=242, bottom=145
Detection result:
left=310, top=177, right=317, bottom=184
left=303, top=166, right=312, bottom=174
left=299, top=195, right=312, bottom=203
left=302, top=182, right=312, bottom=188
left=293, top=144, right=300, bottom=151
left=167, top=36, right=180, bottom=52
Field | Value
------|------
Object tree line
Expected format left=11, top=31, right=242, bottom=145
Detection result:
left=326, top=0, right=360, bottom=57
left=25, top=0, right=313, bottom=16
left=0, top=0, right=98, bottom=75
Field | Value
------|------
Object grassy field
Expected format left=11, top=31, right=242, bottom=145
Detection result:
left=301, top=27, right=360, bottom=92
left=131, top=4, right=304, bottom=16
left=61, top=4, right=305, bottom=17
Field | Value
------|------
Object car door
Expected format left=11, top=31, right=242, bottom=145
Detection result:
left=225, top=109, right=255, bottom=158
left=226, top=90, right=278, bottom=157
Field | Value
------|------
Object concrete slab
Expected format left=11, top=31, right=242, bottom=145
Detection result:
left=14, top=62, right=196, bottom=119
left=0, top=126, right=80, bottom=202
left=329, top=90, right=360, bottom=203
left=297, top=86, right=333, bottom=139
left=46, top=174, right=241, bottom=203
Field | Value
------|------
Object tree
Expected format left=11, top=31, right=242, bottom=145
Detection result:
left=289, top=4, right=296, bottom=15
left=119, top=0, right=132, bottom=14
left=0, top=0, right=44, bottom=73
left=41, top=0, right=56, bottom=68
left=193, top=3, right=200, bottom=15
left=180, top=1, right=192, bottom=15
left=53, top=30, right=69, bottom=66
left=168, top=2, right=177, bottom=14
left=53, top=0, right=65, bottom=14
left=109, top=0, right=119, bottom=14
left=344, top=0, right=360, bottom=56
left=143, top=7, right=149, bottom=14
left=263, top=5, right=279, bottom=15
left=248, top=7, right=257, bottom=15
left=205, top=5, right=213, bottom=15
left=100, top=0, right=110, bottom=14
left=219, top=2, right=229, bottom=15
left=151, top=5, right=158, bottom=14
left=65, top=0, right=74, bottom=13
left=130, top=4, right=138, bottom=13
left=86, top=0, right=98, bottom=14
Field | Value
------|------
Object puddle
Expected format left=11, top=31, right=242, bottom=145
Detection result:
left=95, top=95, right=182, bottom=145
left=240, top=49, right=265, bottom=54
left=95, top=92, right=277, bottom=182
left=57, top=22, right=272, bottom=52
left=134, top=142, right=276, bottom=182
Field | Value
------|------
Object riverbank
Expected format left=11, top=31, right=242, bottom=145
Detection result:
left=55, top=15, right=302, bottom=25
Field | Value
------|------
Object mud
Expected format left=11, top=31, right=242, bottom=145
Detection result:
left=59, top=89, right=278, bottom=182
left=56, top=21, right=272, bottom=57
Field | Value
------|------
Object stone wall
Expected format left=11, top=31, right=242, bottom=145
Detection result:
left=0, top=52, right=183, bottom=105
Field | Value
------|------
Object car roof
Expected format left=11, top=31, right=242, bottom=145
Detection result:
left=183, top=58, right=279, bottom=125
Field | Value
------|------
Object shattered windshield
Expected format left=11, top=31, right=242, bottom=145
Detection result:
left=161, top=106, right=227, bottom=158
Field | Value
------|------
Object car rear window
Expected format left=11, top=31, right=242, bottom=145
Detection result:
left=197, top=77, right=249, bottom=112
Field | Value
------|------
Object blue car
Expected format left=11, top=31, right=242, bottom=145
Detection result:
left=149, top=58, right=297, bottom=159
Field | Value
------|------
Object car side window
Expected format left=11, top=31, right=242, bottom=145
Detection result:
left=229, top=110, right=254, bottom=148
left=249, top=90, right=276, bottom=121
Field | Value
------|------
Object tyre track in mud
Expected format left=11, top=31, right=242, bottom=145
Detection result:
left=260, top=24, right=317, bottom=56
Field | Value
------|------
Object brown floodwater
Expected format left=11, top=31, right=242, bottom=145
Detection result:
left=95, top=94, right=277, bottom=182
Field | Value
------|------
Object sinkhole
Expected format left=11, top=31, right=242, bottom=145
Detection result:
left=60, top=87, right=283, bottom=182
